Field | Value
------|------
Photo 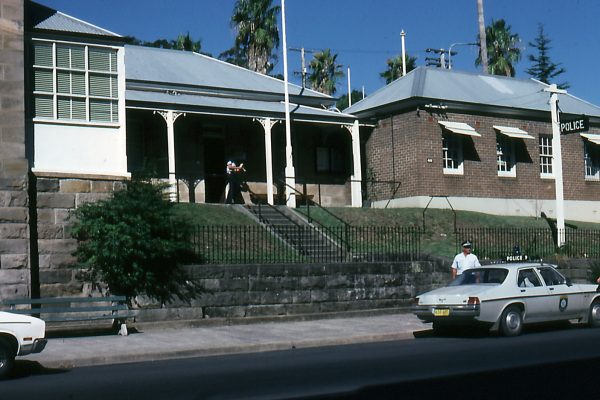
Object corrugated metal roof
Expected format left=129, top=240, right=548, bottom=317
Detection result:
left=345, top=67, right=600, bottom=118
left=125, top=45, right=330, bottom=101
left=30, top=2, right=120, bottom=37
left=126, top=89, right=355, bottom=122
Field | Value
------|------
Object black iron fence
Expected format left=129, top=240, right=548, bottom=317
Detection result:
left=456, top=228, right=600, bottom=260
left=190, top=225, right=422, bottom=264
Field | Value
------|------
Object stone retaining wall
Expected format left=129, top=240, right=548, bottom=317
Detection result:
left=134, top=261, right=449, bottom=322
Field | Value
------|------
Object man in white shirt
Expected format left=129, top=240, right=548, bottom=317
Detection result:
left=451, top=240, right=481, bottom=279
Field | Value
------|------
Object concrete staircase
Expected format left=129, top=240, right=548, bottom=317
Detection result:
left=245, top=204, right=347, bottom=262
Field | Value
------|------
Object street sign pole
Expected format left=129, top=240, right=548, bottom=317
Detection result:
left=545, top=84, right=567, bottom=247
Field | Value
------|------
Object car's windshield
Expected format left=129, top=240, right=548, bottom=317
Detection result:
left=449, top=268, right=508, bottom=286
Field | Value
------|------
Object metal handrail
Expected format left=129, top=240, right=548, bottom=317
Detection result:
left=276, top=177, right=350, bottom=252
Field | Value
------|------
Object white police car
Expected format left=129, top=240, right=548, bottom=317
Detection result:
left=412, top=263, right=600, bottom=336
left=0, top=311, right=47, bottom=377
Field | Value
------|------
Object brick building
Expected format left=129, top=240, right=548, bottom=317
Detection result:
left=346, top=67, right=600, bottom=223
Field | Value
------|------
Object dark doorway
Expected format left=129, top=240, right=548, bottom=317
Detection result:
left=204, top=136, right=226, bottom=203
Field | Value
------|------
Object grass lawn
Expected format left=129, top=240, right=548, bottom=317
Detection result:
left=175, top=204, right=600, bottom=259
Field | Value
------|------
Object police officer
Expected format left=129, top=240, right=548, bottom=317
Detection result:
left=451, top=240, right=481, bottom=279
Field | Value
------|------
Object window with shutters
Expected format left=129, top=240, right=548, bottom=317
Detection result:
left=32, top=40, right=119, bottom=123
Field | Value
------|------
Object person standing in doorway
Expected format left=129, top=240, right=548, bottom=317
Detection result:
left=225, top=161, right=245, bottom=204
left=451, top=240, right=481, bottom=279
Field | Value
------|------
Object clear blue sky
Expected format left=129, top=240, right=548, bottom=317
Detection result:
left=38, top=0, right=600, bottom=105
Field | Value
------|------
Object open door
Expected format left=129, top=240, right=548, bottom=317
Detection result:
left=203, top=136, right=226, bottom=203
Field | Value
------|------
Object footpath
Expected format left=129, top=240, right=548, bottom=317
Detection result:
left=22, top=311, right=430, bottom=369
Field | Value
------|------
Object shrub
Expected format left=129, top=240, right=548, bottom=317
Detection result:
left=71, top=178, right=197, bottom=304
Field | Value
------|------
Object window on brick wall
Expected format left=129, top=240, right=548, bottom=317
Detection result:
left=497, top=134, right=516, bottom=177
left=538, top=135, right=553, bottom=178
left=442, top=133, right=463, bottom=174
left=33, top=41, right=119, bottom=123
left=584, top=141, right=600, bottom=181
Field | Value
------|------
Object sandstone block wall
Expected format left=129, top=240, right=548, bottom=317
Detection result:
left=134, top=261, right=449, bottom=322
left=0, top=0, right=29, bottom=299
left=34, top=174, right=125, bottom=297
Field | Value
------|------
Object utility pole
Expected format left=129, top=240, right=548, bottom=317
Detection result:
left=400, top=30, right=407, bottom=76
left=477, top=0, right=489, bottom=74
left=290, top=47, right=313, bottom=89
left=545, top=84, right=567, bottom=246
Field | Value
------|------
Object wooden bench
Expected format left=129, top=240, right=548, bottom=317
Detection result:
left=1, top=296, right=136, bottom=335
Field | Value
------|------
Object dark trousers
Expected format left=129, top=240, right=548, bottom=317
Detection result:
left=225, top=174, right=240, bottom=204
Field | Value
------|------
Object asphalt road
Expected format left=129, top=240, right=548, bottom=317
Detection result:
left=4, top=324, right=600, bottom=400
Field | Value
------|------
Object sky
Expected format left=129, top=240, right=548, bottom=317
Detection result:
left=36, top=0, right=600, bottom=106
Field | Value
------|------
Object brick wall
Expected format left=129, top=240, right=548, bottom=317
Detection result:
left=366, top=109, right=600, bottom=202
left=0, top=0, right=29, bottom=299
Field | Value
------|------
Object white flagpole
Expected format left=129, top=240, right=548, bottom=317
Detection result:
left=281, top=0, right=296, bottom=207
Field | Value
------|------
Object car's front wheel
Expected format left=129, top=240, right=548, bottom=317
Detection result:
left=0, top=338, right=15, bottom=379
left=589, top=299, right=600, bottom=328
left=500, top=306, right=523, bottom=337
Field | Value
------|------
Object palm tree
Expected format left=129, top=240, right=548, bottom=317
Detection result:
left=380, top=54, right=417, bottom=84
left=475, top=19, right=521, bottom=77
left=230, top=0, right=280, bottom=74
left=308, top=49, right=344, bottom=95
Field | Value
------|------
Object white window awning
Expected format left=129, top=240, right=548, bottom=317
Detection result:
left=493, top=125, right=534, bottom=139
left=581, top=133, right=600, bottom=145
left=438, top=121, right=481, bottom=137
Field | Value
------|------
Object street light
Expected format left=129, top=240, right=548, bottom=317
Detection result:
left=448, top=42, right=479, bottom=69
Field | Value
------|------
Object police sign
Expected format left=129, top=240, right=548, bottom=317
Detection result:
left=560, top=115, right=589, bottom=135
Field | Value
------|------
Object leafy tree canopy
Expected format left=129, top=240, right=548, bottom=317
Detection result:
left=71, top=178, right=198, bottom=304
left=336, top=89, right=364, bottom=111
left=526, top=24, right=569, bottom=89
left=125, top=33, right=210, bottom=56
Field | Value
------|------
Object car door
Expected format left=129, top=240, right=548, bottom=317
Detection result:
left=516, top=268, right=551, bottom=322
left=537, top=266, right=584, bottom=319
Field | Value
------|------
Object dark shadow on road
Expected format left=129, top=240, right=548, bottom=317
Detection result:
left=413, top=320, right=580, bottom=339
left=9, top=360, right=69, bottom=380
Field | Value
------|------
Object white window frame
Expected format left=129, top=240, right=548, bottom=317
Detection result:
left=32, top=39, right=120, bottom=124
left=538, top=135, right=554, bottom=178
left=497, top=134, right=516, bottom=177
left=442, top=133, right=463, bottom=175
left=584, top=141, right=600, bottom=181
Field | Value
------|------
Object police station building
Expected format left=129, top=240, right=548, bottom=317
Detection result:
left=346, top=67, right=600, bottom=223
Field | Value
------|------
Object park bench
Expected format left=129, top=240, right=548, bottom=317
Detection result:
left=1, top=296, right=135, bottom=335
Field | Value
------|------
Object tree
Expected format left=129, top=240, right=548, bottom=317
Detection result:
left=126, top=33, right=209, bottom=56
left=336, top=89, right=364, bottom=110
left=380, top=54, right=417, bottom=84
left=526, top=24, right=569, bottom=89
left=71, top=178, right=198, bottom=304
left=228, top=0, right=280, bottom=74
left=308, top=49, right=344, bottom=95
left=475, top=19, right=521, bottom=77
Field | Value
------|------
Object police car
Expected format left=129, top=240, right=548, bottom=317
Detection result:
left=412, top=262, right=600, bottom=336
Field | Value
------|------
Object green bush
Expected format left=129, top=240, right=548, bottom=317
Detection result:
left=71, top=178, right=198, bottom=303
